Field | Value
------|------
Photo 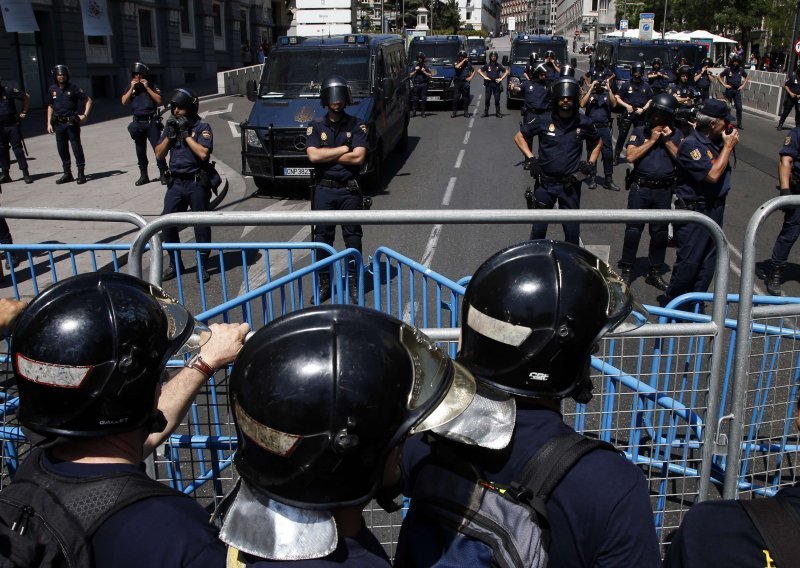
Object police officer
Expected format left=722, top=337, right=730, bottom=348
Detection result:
left=46, top=65, right=92, bottom=185
left=661, top=99, right=739, bottom=305
left=619, top=93, right=682, bottom=290
left=763, top=126, right=800, bottom=296
left=0, top=76, right=31, bottom=184
left=694, top=57, right=713, bottom=102
left=155, top=88, right=214, bottom=283
left=521, top=62, right=550, bottom=124
left=522, top=52, right=539, bottom=80
left=409, top=52, right=432, bottom=117
left=452, top=50, right=475, bottom=118
left=648, top=57, right=671, bottom=94
left=580, top=77, right=620, bottom=191
left=543, top=49, right=560, bottom=85
left=614, top=62, right=653, bottom=166
left=479, top=51, right=508, bottom=117
left=514, top=76, right=601, bottom=244
left=306, top=75, right=368, bottom=305
left=3, top=272, right=247, bottom=566
left=718, top=54, right=748, bottom=129
left=121, top=62, right=168, bottom=186
left=777, top=63, right=800, bottom=130
left=583, top=54, right=615, bottom=88
left=0, top=193, right=23, bottom=270
left=671, top=65, right=698, bottom=107
left=395, top=240, right=661, bottom=568
left=216, top=305, right=475, bottom=566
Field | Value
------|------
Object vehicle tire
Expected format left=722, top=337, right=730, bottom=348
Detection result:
left=395, top=120, right=409, bottom=154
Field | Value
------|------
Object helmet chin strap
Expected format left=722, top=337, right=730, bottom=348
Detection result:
left=570, top=359, right=594, bottom=404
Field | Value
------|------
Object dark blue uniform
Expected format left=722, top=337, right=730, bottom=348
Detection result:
left=481, top=61, right=505, bottom=115
left=583, top=89, right=614, bottom=179
left=453, top=59, right=474, bottom=115
left=227, top=522, right=390, bottom=566
left=585, top=65, right=614, bottom=87
left=159, top=118, right=214, bottom=258
left=671, top=82, right=696, bottom=104
left=648, top=69, right=671, bottom=94
left=0, top=84, right=28, bottom=176
left=620, top=126, right=683, bottom=271
left=48, top=81, right=88, bottom=170
left=695, top=68, right=712, bottom=101
left=409, top=63, right=430, bottom=115
left=720, top=66, right=747, bottom=127
left=44, top=453, right=226, bottom=567
left=521, top=112, right=599, bottom=244
left=395, top=408, right=662, bottom=567
left=770, top=128, right=800, bottom=270
left=521, top=79, right=550, bottom=123
left=126, top=81, right=167, bottom=174
left=614, top=79, right=653, bottom=161
left=779, top=74, right=800, bottom=128
left=544, top=62, right=559, bottom=86
left=664, top=484, right=800, bottom=568
left=307, top=113, right=368, bottom=264
left=664, top=128, right=732, bottom=302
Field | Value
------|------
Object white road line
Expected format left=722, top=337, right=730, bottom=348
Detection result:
left=241, top=200, right=309, bottom=238
left=199, top=102, right=233, bottom=118
left=463, top=131, right=471, bottom=144
left=442, top=177, right=457, bottom=205
left=236, top=225, right=311, bottom=297
left=469, top=116, right=475, bottom=128
left=228, top=120, right=241, bottom=138
left=727, top=242, right=766, bottom=295
left=454, top=149, right=465, bottom=169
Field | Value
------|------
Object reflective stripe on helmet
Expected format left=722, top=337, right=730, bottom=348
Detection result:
left=16, top=354, right=92, bottom=388
left=467, top=305, right=532, bottom=347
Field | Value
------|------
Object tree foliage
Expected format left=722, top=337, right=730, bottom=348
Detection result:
left=403, top=0, right=461, bottom=32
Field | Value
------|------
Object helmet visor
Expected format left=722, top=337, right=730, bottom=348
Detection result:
left=149, top=285, right=211, bottom=356
left=594, top=261, right=649, bottom=334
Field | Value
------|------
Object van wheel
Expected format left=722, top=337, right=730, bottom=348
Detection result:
left=253, top=177, right=273, bottom=194
left=363, top=142, right=383, bottom=192
left=395, top=122, right=409, bottom=154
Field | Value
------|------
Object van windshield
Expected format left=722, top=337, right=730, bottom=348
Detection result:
left=617, top=45, right=671, bottom=67
left=466, top=39, right=485, bottom=49
left=511, top=43, right=567, bottom=64
left=671, top=45, right=702, bottom=67
left=412, top=43, right=460, bottom=65
left=259, top=48, right=371, bottom=97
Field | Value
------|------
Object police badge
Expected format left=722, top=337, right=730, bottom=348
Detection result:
left=690, top=148, right=701, bottom=161
left=548, top=123, right=555, bottom=132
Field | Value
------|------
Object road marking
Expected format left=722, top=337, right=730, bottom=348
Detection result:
left=404, top=223, right=443, bottom=321
left=584, top=244, right=610, bottom=265
left=227, top=121, right=241, bottom=138
left=241, top=200, right=309, bottom=238
left=469, top=116, right=475, bottom=128
left=199, top=102, right=233, bottom=118
left=727, top=242, right=766, bottom=295
left=442, top=177, right=457, bottom=205
left=454, top=149, right=465, bottom=169
left=463, top=131, right=471, bottom=144
left=236, top=224, right=311, bottom=297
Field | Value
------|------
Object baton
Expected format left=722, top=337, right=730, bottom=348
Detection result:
left=17, top=120, right=29, bottom=157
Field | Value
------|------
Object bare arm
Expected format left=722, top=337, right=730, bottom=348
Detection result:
left=780, top=155, right=793, bottom=190
left=704, top=130, right=739, bottom=183
left=185, top=135, right=210, bottom=161
left=155, top=137, right=171, bottom=160
left=21, top=93, right=30, bottom=116
left=79, top=97, right=92, bottom=125
left=739, top=75, right=749, bottom=90
left=46, top=105, right=54, bottom=134
left=580, top=83, right=594, bottom=108
left=514, top=130, right=533, bottom=158
left=0, top=298, right=27, bottom=335
left=588, top=137, right=602, bottom=164
left=337, top=146, right=367, bottom=166
left=121, top=80, right=137, bottom=105
left=307, top=145, right=350, bottom=163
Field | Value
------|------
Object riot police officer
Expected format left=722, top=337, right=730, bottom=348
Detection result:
left=514, top=76, right=601, bottom=244
left=409, top=52, right=432, bottom=117
left=718, top=54, right=748, bottom=129
left=694, top=57, right=713, bottom=102
left=583, top=54, right=614, bottom=88
left=46, top=65, right=92, bottom=185
left=580, top=77, right=620, bottom=191
left=521, top=62, right=550, bottom=124
left=121, top=62, right=168, bottom=186
left=452, top=50, right=475, bottom=118
left=522, top=52, right=539, bottom=80
left=671, top=65, right=698, bottom=107
left=619, top=93, right=682, bottom=290
left=614, top=62, right=653, bottom=165
left=479, top=51, right=508, bottom=117
left=0, top=76, right=31, bottom=184
left=662, top=99, right=739, bottom=306
left=777, top=63, right=800, bottom=130
left=155, top=88, right=214, bottom=283
left=648, top=58, right=671, bottom=94
left=543, top=49, right=560, bottom=85
left=306, top=75, right=368, bottom=305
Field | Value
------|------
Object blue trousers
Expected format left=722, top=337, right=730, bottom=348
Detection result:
left=160, top=178, right=211, bottom=263
left=54, top=121, right=85, bottom=169
left=484, top=82, right=501, bottom=113
left=529, top=180, right=581, bottom=244
left=725, top=89, right=743, bottom=126
left=411, top=83, right=428, bottom=112
left=312, top=184, right=363, bottom=264
left=0, top=123, right=28, bottom=172
left=128, top=119, right=167, bottom=170
left=620, top=183, right=672, bottom=267
left=589, top=125, right=614, bottom=178
left=770, top=205, right=800, bottom=268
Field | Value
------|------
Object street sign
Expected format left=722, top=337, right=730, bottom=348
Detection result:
left=620, top=19, right=628, bottom=31
left=794, top=39, right=800, bottom=55
left=639, top=12, right=654, bottom=41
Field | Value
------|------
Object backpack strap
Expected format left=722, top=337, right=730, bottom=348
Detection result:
left=740, top=496, right=800, bottom=568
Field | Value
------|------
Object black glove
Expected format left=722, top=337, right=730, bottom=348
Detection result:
left=579, top=161, right=594, bottom=176
left=528, top=156, right=541, bottom=178
left=175, top=116, right=191, bottom=139
left=164, top=124, right=178, bottom=141
left=780, top=187, right=792, bottom=197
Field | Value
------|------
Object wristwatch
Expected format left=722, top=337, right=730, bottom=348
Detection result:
left=186, top=353, right=214, bottom=379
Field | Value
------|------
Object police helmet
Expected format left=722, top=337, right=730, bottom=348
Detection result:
left=651, top=57, right=662, bottom=67
left=417, top=51, right=425, bottom=61
left=730, top=54, right=741, bottom=65
left=677, top=64, right=692, bottom=78
left=52, top=64, right=70, bottom=81
left=631, top=62, right=645, bottom=76
left=229, top=305, right=475, bottom=509
left=131, top=62, right=150, bottom=76
left=12, top=273, right=210, bottom=438
left=702, top=57, right=712, bottom=67
left=595, top=55, right=608, bottom=66
left=457, top=240, right=647, bottom=400
left=559, top=64, right=575, bottom=77
left=649, top=92, right=677, bottom=117
left=529, top=52, right=537, bottom=63
left=169, top=87, right=200, bottom=115
left=550, top=76, right=580, bottom=109
left=489, top=51, right=499, bottom=60
left=545, top=50, right=555, bottom=59
left=533, top=62, right=548, bottom=77
left=458, top=50, right=467, bottom=58
left=320, top=74, right=352, bottom=108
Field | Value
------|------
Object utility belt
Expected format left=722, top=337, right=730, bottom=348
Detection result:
left=132, top=113, right=158, bottom=122
left=593, top=121, right=611, bottom=128
left=674, top=196, right=726, bottom=211
left=318, top=178, right=360, bottom=192
left=170, top=171, right=200, bottom=181
left=539, top=172, right=579, bottom=185
left=630, top=173, right=675, bottom=189
left=53, top=115, right=78, bottom=125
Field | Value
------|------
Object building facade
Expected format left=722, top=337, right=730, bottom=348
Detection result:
left=0, top=0, right=287, bottom=110
left=554, top=0, right=615, bottom=45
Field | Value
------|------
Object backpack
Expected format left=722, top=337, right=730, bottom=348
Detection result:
left=740, top=495, right=800, bottom=568
left=0, top=448, right=188, bottom=568
left=406, top=431, right=617, bottom=568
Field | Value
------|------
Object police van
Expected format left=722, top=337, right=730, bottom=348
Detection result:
left=594, top=38, right=673, bottom=86
left=407, top=35, right=466, bottom=104
left=667, top=42, right=709, bottom=74
left=502, top=34, right=574, bottom=108
left=466, top=37, right=487, bottom=64
left=241, top=34, right=409, bottom=191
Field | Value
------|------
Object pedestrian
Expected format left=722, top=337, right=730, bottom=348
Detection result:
left=718, top=54, right=748, bottom=129
left=614, top=61, right=654, bottom=165
left=647, top=57, right=670, bottom=94
left=479, top=51, right=507, bottom=117
left=394, top=240, right=661, bottom=568
left=452, top=50, right=475, bottom=117
left=762, top=124, right=800, bottom=296
left=121, top=62, right=168, bottom=187
left=514, top=76, right=601, bottom=244
left=215, top=305, right=475, bottom=566
left=306, top=75, right=368, bottom=305
left=46, top=65, right=91, bottom=185
left=0, top=76, right=32, bottom=184
left=777, top=63, right=800, bottom=130
left=156, top=88, right=215, bottom=283
left=694, top=57, right=713, bottom=102
left=580, top=77, right=620, bottom=191
left=409, top=52, right=432, bottom=117
left=543, top=49, right=560, bottom=85
left=257, top=41, right=269, bottom=64
left=241, top=40, right=252, bottom=66
left=618, top=93, right=682, bottom=290
left=0, top=272, right=248, bottom=567
left=661, top=99, right=739, bottom=306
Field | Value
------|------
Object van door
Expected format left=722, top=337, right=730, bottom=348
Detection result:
left=374, top=47, right=396, bottom=153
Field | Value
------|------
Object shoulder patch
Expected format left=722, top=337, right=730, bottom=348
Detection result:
left=359, top=124, right=368, bottom=134
left=786, top=136, right=792, bottom=146
left=690, top=148, right=702, bottom=161
left=12, top=88, right=19, bottom=93
left=629, top=134, right=636, bottom=141
left=306, top=126, right=313, bottom=135
left=201, top=130, right=211, bottom=139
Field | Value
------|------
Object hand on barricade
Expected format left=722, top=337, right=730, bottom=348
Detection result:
left=199, top=322, right=250, bottom=370
left=0, top=298, right=27, bottom=334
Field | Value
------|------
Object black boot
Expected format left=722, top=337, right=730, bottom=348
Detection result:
left=777, top=122, right=784, bottom=130
left=496, top=111, right=502, bottom=118
left=0, top=171, right=10, bottom=183
left=76, top=166, right=87, bottom=185
left=645, top=266, right=669, bottom=291
left=22, top=170, right=33, bottom=184
left=311, top=273, right=332, bottom=304
left=604, top=176, right=621, bottom=191
left=55, top=169, right=74, bottom=184
left=451, top=111, right=457, bottom=118
left=159, top=168, right=169, bottom=185
left=135, top=166, right=149, bottom=187
left=620, top=265, right=633, bottom=286
left=483, top=109, right=489, bottom=117
left=766, top=264, right=784, bottom=296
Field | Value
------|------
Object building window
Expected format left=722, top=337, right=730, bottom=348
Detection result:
left=180, top=0, right=196, bottom=49
left=85, top=35, right=112, bottom=64
left=213, top=1, right=226, bottom=51
left=138, top=8, right=160, bottom=63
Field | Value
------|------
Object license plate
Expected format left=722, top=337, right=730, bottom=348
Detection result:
left=427, top=95, right=441, bottom=101
left=284, top=167, right=311, bottom=176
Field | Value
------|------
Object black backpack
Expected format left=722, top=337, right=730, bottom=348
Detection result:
left=0, top=448, right=187, bottom=568
left=405, top=431, right=617, bottom=568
